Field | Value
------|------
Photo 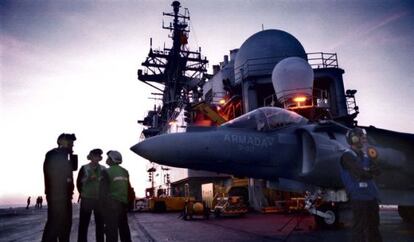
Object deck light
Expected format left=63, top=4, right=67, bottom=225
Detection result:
left=293, top=96, right=307, bottom=103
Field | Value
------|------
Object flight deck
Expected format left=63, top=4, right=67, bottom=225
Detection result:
left=1, top=205, right=413, bottom=241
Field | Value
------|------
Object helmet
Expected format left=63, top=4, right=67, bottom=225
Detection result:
left=87, top=148, right=103, bottom=160
left=107, top=150, right=123, bottom=164
left=346, top=127, right=367, bottom=145
left=57, top=133, right=76, bottom=145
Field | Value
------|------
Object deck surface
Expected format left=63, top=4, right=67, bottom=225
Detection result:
left=0, top=204, right=413, bottom=241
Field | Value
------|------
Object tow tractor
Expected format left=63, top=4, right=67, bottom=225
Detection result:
left=182, top=200, right=210, bottom=220
left=181, top=183, right=210, bottom=220
left=135, top=166, right=192, bottom=213
left=213, top=195, right=248, bottom=217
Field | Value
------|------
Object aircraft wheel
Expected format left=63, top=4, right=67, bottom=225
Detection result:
left=315, top=204, right=339, bottom=229
left=398, top=206, right=414, bottom=223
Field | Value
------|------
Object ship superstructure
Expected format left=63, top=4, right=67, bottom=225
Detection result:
left=138, top=1, right=208, bottom=138
left=135, top=2, right=361, bottom=209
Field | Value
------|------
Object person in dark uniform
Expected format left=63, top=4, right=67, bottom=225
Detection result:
left=340, top=127, right=382, bottom=242
left=100, top=150, right=132, bottom=242
left=35, top=196, right=40, bottom=208
left=26, top=196, right=31, bottom=209
left=42, top=133, right=78, bottom=242
left=77, top=148, right=106, bottom=242
left=39, top=196, right=43, bottom=209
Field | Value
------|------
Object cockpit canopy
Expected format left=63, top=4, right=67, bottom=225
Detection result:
left=221, top=107, right=308, bottom=131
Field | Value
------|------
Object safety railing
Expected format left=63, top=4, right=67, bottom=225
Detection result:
left=234, top=52, right=339, bottom=83
left=307, top=52, right=338, bottom=69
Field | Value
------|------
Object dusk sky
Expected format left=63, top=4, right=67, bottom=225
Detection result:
left=1, top=0, right=413, bottom=205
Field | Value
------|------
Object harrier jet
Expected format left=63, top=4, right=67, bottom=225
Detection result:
left=131, top=107, right=414, bottom=226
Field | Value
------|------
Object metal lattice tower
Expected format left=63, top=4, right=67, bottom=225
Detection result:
left=138, top=1, right=208, bottom=137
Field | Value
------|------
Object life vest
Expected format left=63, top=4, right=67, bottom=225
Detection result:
left=340, top=149, right=380, bottom=201
left=80, top=163, right=105, bottom=199
left=106, top=165, right=129, bottom=204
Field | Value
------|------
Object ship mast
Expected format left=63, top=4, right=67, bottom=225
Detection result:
left=138, top=1, right=208, bottom=138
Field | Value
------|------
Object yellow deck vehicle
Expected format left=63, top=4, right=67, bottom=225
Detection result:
left=213, top=196, right=248, bottom=217
left=149, top=196, right=190, bottom=212
left=182, top=200, right=210, bottom=220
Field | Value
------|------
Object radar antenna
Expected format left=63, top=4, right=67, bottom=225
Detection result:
left=137, top=1, right=208, bottom=137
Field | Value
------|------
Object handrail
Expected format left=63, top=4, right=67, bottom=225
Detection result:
left=234, top=52, right=339, bottom=83
left=307, top=52, right=338, bottom=69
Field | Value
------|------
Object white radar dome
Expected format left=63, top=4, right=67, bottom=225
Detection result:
left=272, top=57, right=314, bottom=104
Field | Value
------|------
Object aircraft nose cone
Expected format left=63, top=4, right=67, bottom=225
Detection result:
left=130, top=138, right=158, bottom=161
left=131, top=132, right=213, bottom=167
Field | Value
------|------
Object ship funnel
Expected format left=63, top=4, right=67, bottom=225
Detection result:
left=272, top=57, right=314, bottom=109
